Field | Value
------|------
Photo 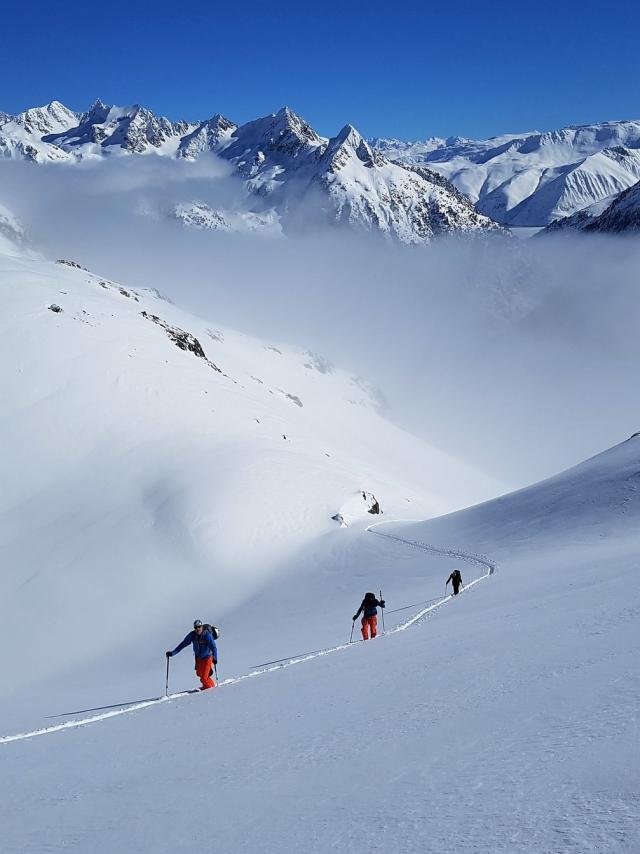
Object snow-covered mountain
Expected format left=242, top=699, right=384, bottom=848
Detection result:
left=176, top=113, right=236, bottom=159
left=213, top=108, right=500, bottom=242
left=0, top=100, right=500, bottom=243
left=373, top=120, right=640, bottom=227
left=171, top=201, right=282, bottom=235
left=0, top=100, right=79, bottom=161
left=543, top=179, right=640, bottom=234
left=584, top=179, right=640, bottom=233
left=44, top=99, right=196, bottom=156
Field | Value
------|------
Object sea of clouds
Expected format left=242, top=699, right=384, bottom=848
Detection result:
left=2, top=155, right=639, bottom=488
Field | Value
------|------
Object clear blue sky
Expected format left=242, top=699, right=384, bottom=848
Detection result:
left=1, top=0, right=639, bottom=140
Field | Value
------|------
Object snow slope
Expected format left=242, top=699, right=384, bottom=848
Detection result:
left=542, top=179, right=640, bottom=234
left=0, top=251, right=500, bottom=734
left=1, top=424, right=638, bottom=853
left=584, top=179, right=640, bottom=233
left=375, top=120, right=640, bottom=226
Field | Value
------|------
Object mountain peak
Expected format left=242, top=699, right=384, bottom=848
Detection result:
left=13, top=100, right=79, bottom=135
left=271, top=106, right=323, bottom=146
left=323, top=123, right=379, bottom=170
left=83, top=99, right=112, bottom=123
left=334, top=123, right=362, bottom=145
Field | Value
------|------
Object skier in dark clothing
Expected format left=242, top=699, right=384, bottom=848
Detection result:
left=166, top=619, right=218, bottom=690
left=353, top=592, right=385, bottom=640
left=446, top=569, right=464, bottom=596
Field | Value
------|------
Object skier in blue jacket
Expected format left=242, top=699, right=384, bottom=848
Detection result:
left=166, top=620, right=218, bottom=690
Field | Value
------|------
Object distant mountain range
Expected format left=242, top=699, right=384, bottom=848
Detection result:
left=373, top=122, right=640, bottom=233
left=2, top=100, right=639, bottom=239
left=0, top=101, right=499, bottom=244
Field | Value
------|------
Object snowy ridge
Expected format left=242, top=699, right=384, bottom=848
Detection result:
left=373, top=119, right=640, bottom=227
left=0, top=529, right=494, bottom=745
left=583, top=179, right=640, bottom=233
left=0, top=100, right=500, bottom=243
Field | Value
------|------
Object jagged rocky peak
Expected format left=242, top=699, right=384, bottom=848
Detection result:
left=204, top=113, right=236, bottom=134
left=177, top=113, right=237, bottom=159
left=50, top=100, right=195, bottom=152
left=226, top=106, right=326, bottom=161
left=81, top=98, right=112, bottom=124
left=323, top=124, right=383, bottom=171
left=272, top=106, right=325, bottom=147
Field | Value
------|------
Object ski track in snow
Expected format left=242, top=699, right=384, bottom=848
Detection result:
left=0, top=524, right=496, bottom=746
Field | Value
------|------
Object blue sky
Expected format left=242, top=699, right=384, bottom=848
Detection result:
left=1, top=0, right=638, bottom=140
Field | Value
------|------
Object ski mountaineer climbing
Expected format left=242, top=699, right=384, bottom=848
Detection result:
left=446, top=569, right=464, bottom=596
left=166, top=620, right=218, bottom=690
left=353, top=592, right=385, bottom=640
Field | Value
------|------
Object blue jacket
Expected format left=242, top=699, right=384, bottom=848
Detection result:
left=171, top=629, right=218, bottom=661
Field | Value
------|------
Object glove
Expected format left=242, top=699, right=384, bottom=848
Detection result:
left=166, top=651, right=172, bottom=658
left=213, top=658, right=217, bottom=666
left=352, top=615, right=358, bottom=621
left=380, top=600, right=386, bottom=608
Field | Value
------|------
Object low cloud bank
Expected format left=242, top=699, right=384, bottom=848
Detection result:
left=2, top=157, right=639, bottom=487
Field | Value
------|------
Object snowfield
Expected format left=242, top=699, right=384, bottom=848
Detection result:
left=0, top=249, right=638, bottom=853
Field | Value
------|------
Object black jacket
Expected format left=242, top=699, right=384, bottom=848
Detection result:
left=354, top=595, right=384, bottom=619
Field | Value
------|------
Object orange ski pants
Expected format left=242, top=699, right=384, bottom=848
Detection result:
left=361, top=615, right=378, bottom=640
left=195, top=656, right=216, bottom=690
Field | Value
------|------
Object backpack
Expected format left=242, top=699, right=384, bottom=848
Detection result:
left=204, top=623, right=220, bottom=640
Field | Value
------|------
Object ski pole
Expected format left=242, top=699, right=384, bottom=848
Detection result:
left=380, top=589, right=385, bottom=633
left=349, top=620, right=355, bottom=643
left=165, top=654, right=170, bottom=697
left=213, top=661, right=219, bottom=685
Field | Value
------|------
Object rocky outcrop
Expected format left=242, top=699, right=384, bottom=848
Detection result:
left=141, top=311, right=222, bottom=372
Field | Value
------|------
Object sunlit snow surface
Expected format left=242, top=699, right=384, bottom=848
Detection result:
left=1, top=255, right=639, bottom=853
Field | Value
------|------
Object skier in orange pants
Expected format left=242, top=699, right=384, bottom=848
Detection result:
left=353, top=592, right=385, bottom=640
